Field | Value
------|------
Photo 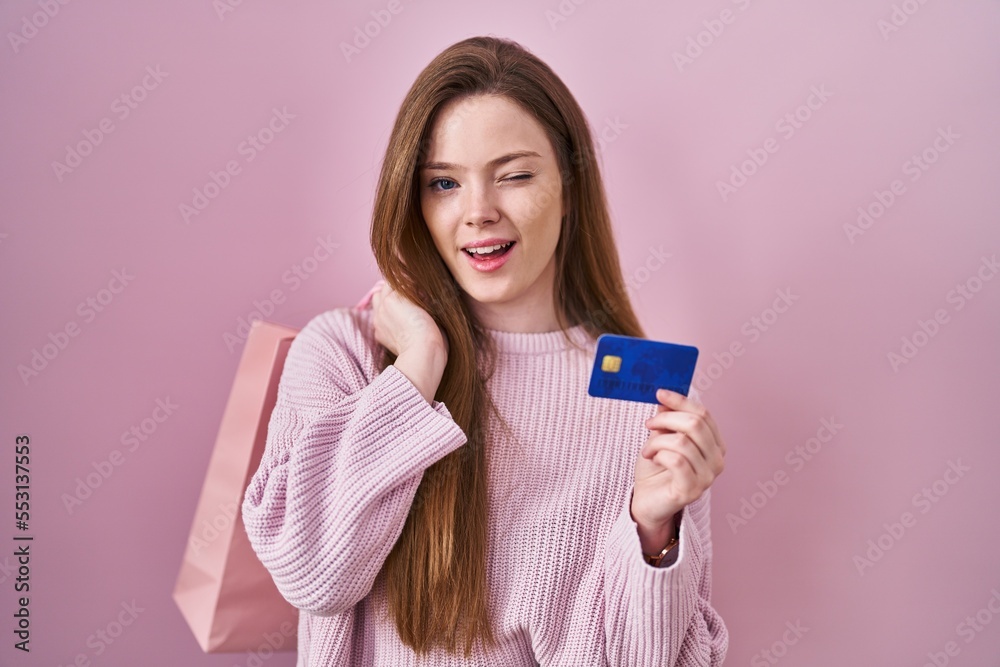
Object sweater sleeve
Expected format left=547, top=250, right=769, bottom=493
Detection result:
left=241, top=310, right=468, bottom=615
left=602, top=484, right=729, bottom=666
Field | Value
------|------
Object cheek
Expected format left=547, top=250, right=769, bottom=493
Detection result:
left=421, top=213, right=458, bottom=264
left=509, top=187, right=562, bottom=243
left=426, top=228, right=451, bottom=260
left=513, top=178, right=561, bottom=223
left=419, top=199, right=442, bottom=236
left=421, top=196, right=458, bottom=233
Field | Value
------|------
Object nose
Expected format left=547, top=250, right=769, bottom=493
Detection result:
left=464, top=180, right=500, bottom=228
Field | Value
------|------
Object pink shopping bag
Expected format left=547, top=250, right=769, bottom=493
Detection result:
left=173, top=319, right=300, bottom=652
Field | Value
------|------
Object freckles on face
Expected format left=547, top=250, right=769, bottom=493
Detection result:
left=416, top=94, right=564, bottom=296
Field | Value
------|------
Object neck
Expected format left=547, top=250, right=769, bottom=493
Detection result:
left=468, top=259, right=560, bottom=333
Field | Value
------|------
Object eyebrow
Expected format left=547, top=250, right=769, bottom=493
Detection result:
left=420, top=150, right=542, bottom=172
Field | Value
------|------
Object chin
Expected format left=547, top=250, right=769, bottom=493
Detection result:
left=462, top=286, right=506, bottom=303
left=459, top=280, right=514, bottom=305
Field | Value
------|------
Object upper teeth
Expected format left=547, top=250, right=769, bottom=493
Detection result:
left=466, top=242, right=511, bottom=255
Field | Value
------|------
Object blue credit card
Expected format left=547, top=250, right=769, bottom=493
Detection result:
left=587, top=334, right=699, bottom=403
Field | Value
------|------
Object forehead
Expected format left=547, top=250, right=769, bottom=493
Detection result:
left=422, top=94, right=553, bottom=163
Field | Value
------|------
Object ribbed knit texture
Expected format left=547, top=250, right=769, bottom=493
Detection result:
left=242, top=306, right=729, bottom=666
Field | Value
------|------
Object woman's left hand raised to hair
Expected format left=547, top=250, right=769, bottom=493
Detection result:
left=630, top=388, right=727, bottom=551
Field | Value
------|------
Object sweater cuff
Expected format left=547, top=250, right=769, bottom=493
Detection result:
left=608, top=488, right=702, bottom=587
left=338, top=362, right=468, bottom=479
left=383, top=362, right=454, bottom=420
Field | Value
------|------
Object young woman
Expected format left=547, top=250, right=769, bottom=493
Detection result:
left=243, top=35, right=729, bottom=666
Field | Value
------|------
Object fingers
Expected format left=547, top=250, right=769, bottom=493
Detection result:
left=644, top=410, right=715, bottom=462
left=645, top=433, right=723, bottom=491
left=370, top=283, right=392, bottom=314
left=356, top=280, right=386, bottom=309
left=644, top=441, right=708, bottom=504
left=650, top=388, right=727, bottom=458
left=650, top=451, right=702, bottom=500
left=643, top=428, right=724, bottom=478
left=647, top=435, right=698, bottom=470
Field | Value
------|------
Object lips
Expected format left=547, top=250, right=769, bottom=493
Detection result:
left=462, top=240, right=515, bottom=272
left=463, top=241, right=515, bottom=257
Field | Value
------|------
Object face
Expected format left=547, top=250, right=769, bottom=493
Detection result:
left=418, top=94, right=565, bottom=330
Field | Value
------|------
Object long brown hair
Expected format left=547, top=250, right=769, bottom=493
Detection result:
left=362, top=35, right=646, bottom=657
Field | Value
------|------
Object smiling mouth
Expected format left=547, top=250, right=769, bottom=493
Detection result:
left=463, top=241, right=515, bottom=258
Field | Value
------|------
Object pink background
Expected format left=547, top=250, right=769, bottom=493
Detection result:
left=3, top=0, right=999, bottom=665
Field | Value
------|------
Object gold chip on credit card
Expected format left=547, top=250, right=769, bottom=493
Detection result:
left=601, top=354, right=622, bottom=372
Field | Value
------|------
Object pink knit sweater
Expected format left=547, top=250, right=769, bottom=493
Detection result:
left=242, top=305, right=728, bottom=666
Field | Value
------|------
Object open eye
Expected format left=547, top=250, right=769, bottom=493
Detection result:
left=429, top=178, right=457, bottom=192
